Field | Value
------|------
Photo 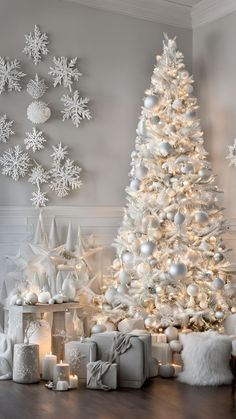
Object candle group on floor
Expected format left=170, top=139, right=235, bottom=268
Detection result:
left=42, top=354, right=78, bottom=390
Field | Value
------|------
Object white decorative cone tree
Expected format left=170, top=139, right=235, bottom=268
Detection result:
left=103, top=34, right=236, bottom=332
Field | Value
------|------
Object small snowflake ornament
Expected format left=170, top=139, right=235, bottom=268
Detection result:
left=51, top=143, right=68, bottom=162
left=0, top=145, right=31, bottom=181
left=24, top=128, right=46, bottom=152
left=0, top=57, right=26, bottom=94
left=49, top=57, right=82, bottom=92
left=23, top=25, right=49, bottom=65
left=27, top=74, right=48, bottom=99
left=28, top=164, right=49, bottom=186
left=31, top=189, right=48, bottom=207
left=61, top=90, right=91, bottom=127
left=0, top=114, right=14, bottom=143
left=226, top=139, right=236, bottom=167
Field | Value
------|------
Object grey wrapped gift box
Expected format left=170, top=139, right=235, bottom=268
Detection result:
left=87, top=361, right=117, bottom=390
left=64, top=339, right=96, bottom=382
left=90, top=332, right=147, bottom=388
left=129, top=332, right=153, bottom=379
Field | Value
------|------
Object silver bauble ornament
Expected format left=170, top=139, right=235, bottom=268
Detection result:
left=159, top=141, right=172, bottom=157
left=185, top=110, right=196, bottom=119
left=198, top=168, right=209, bottom=179
left=172, top=99, right=182, bottom=110
left=215, top=311, right=224, bottom=320
left=91, top=324, right=106, bottom=334
left=150, top=115, right=160, bottom=125
left=15, top=298, right=23, bottom=306
left=194, top=211, right=209, bottom=224
left=140, top=241, right=155, bottom=257
left=214, top=253, right=224, bottom=262
left=212, top=277, right=224, bottom=290
left=174, top=211, right=185, bottom=225
left=137, top=119, right=147, bottom=136
left=187, top=284, right=199, bottom=297
left=149, top=257, right=158, bottom=268
left=130, top=178, right=141, bottom=191
left=137, top=262, right=151, bottom=277
left=144, top=315, right=157, bottom=329
left=117, top=284, right=128, bottom=294
left=25, top=292, right=38, bottom=305
left=105, top=287, right=117, bottom=304
left=164, top=326, right=178, bottom=342
left=159, top=364, right=175, bottom=378
left=135, top=165, right=148, bottom=179
left=169, top=262, right=187, bottom=279
left=169, top=340, right=182, bottom=353
left=121, top=251, right=133, bottom=265
left=144, top=95, right=159, bottom=110
left=119, top=271, right=131, bottom=285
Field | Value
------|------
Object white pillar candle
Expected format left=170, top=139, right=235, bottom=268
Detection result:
left=152, top=343, right=172, bottom=365
left=53, top=360, right=70, bottom=385
left=42, top=353, right=57, bottom=381
left=69, top=374, right=78, bottom=389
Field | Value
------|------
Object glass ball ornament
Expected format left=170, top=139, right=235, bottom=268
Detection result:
left=194, top=211, right=209, bottom=225
left=169, top=262, right=187, bottom=279
left=198, top=168, right=209, bottom=179
left=135, top=165, right=148, bottom=179
left=174, top=211, right=185, bottom=225
left=121, top=251, right=133, bottom=265
left=215, top=311, right=224, bottom=320
left=119, top=271, right=131, bottom=285
left=172, top=98, right=182, bottom=110
left=144, top=315, right=157, bottom=329
left=137, top=262, right=151, bottom=277
left=140, top=241, right=155, bottom=257
left=117, top=284, right=129, bottom=294
left=137, top=119, right=147, bottom=136
left=144, top=94, right=159, bottom=110
left=187, top=284, right=199, bottom=297
left=150, top=115, right=160, bottom=125
left=130, top=178, right=141, bottom=191
left=15, top=298, right=23, bottom=306
left=214, top=252, right=224, bottom=263
left=149, top=257, right=158, bottom=268
left=159, top=141, right=172, bottom=157
left=105, top=286, right=117, bottom=304
left=212, top=277, right=224, bottom=290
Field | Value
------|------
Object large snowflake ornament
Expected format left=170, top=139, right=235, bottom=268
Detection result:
left=49, top=143, right=82, bottom=198
left=0, top=114, right=14, bottom=143
left=30, top=190, right=48, bottom=207
left=226, top=139, right=236, bottom=167
left=49, top=57, right=82, bottom=91
left=24, top=128, right=46, bottom=152
left=0, top=57, right=26, bottom=94
left=23, top=25, right=49, bottom=65
left=27, top=74, right=48, bottom=99
left=61, top=90, right=91, bottom=127
left=0, top=145, right=31, bottom=181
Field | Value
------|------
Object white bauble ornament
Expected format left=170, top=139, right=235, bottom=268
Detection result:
left=105, top=287, right=117, bottom=304
left=184, top=84, right=193, bottom=94
left=135, top=165, right=148, bottom=179
left=172, top=99, right=182, bottom=110
left=187, top=284, right=199, bottom=297
left=137, top=262, right=151, bottom=277
left=130, top=179, right=141, bottom=191
left=38, top=290, right=51, bottom=304
left=194, top=211, right=209, bottom=224
left=159, top=364, right=175, bottom=378
left=224, top=283, right=236, bottom=297
left=149, top=257, right=158, bottom=268
left=169, top=262, right=187, bottom=279
left=53, top=294, right=64, bottom=304
left=198, top=168, right=209, bottom=179
left=15, top=298, right=23, bottom=306
left=119, top=271, right=131, bottom=285
left=144, top=315, right=157, bottom=329
left=215, top=311, right=224, bottom=320
left=169, top=340, right=182, bottom=353
left=140, top=241, right=155, bottom=257
left=212, top=277, right=224, bottom=290
left=48, top=298, right=55, bottom=305
left=121, top=251, right=133, bottom=265
left=214, top=253, right=224, bottom=262
left=27, top=101, right=51, bottom=124
left=137, top=119, right=147, bottom=136
left=164, top=326, right=178, bottom=342
left=91, top=324, right=106, bottom=334
left=174, top=211, right=185, bottom=225
left=25, top=292, right=38, bottom=305
left=159, top=141, right=172, bottom=157
left=150, top=115, right=160, bottom=125
left=117, top=284, right=128, bottom=294
left=144, top=95, right=159, bottom=110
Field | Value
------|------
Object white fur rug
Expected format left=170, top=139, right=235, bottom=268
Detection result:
left=178, top=331, right=233, bottom=386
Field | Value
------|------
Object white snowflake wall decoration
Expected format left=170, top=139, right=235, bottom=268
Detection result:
left=226, top=139, right=236, bottom=167
left=0, top=114, right=14, bottom=143
left=49, top=57, right=82, bottom=91
left=49, top=142, right=82, bottom=198
left=28, top=163, right=50, bottom=207
left=24, top=128, right=46, bottom=152
left=23, top=25, right=49, bottom=65
left=0, top=145, right=31, bottom=181
left=0, top=57, right=26, bottom=94
left=27, top=74, right=48, bottom=99
left=61, top=90, right=91, bottom=128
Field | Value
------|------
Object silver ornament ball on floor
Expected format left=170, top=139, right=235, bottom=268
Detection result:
left=159, top=364, right=175, bottom=378
left=215, top=311, right=224, bottom=320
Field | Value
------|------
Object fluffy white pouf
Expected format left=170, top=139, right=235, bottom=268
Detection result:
left=178, top=331, right=233, bottom=386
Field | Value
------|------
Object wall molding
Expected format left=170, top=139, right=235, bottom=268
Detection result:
left=66, top=0, right=192, bottom=28
left=192, top=0, right=236, bottom=28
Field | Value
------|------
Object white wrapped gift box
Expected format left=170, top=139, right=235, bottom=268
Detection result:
left=87, top=361, right=117, bottom=390
left=129, top=331, right=152, bottom=379
left=90, top=332, right=147, bottom=388
left=65, top=339, right=96, bottom=382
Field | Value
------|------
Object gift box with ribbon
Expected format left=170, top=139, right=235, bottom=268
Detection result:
left=87, top=361, right=117, bottom=390
left=64, top=339, right=96, bottom=382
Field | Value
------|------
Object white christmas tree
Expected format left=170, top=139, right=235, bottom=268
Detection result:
left=102, top=34, right=236, bottom=333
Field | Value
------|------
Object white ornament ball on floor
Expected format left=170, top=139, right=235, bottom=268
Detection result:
left=174, top=211, right=185, bottom=225
left=137, top=262, right=151, bottom=277
left=144, top=94, right=159, bottom=110
left=164, top=326, right=179, bottom=342
left=25, top=292, right=38, bottom=305
left=137, top=119, right=147, bottom=136
left=194, top=211, right=209, bottom=224
left=91, top=324, right=106, bottom=334
left=159, top=141, right=172, bottom=157
left=135, top=165, right=148, bottom=179
left=117, top=284, right=128, bottom=294
left=27, top=101, right=51, bottom=124
left=130, top=179, right=141, bottom=191
left=140, top=241, right=155, bottom=257
left=169, top=262, right=187, bottom=279
left=159, top=364, right=175, bottom=378
left=169, top=340, right=182, bottom=353
left=215, top=311, right=224, bottom=320
left=212, top=277, right=224, bottom=290
left=38, top=290, right=51, bottom=304
left=15, top=298, right=23, bottom=306
left=119, top=271, right=131, bottom=285
left=105, top=287, right=117, bottom=304
left=187, top=284, right=199, bottom=297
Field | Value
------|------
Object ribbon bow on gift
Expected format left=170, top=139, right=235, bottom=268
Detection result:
left=108, top=333, right=133, bottom=363
left=87, top=360, right=112, bottom=391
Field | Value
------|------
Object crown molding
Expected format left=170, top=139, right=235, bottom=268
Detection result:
left=192, top=0, right=236, bottom=28
left=66, top=0, right=192, bottom=28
